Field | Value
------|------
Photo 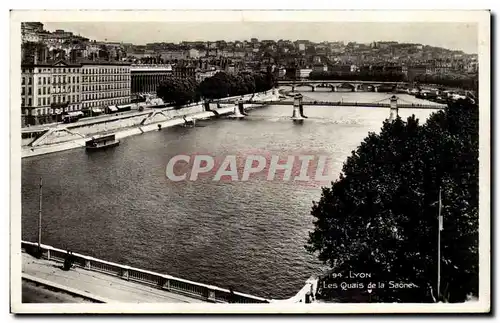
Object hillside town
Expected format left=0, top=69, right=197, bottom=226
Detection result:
left=21, top=22, right=478, bottom=126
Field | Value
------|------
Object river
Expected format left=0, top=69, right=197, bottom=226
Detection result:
left=21, top=89, right=441, bottom=300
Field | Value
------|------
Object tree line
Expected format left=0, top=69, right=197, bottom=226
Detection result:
left=308, top=70, right=478, bottom=91
left=413, top=73, right=478, bottom=91
left=306, top=98, right=478, bottom=303
left=156, top=71, right=276, bottom=107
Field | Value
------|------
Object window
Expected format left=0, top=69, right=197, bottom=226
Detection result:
left=58, top=76, right=61, bottom=83
left=63, top=96, right=66, bottom=102
left=28, top=98, right=32, bottom=106
left=47, top=77, right=51, bottom=84
left=22, top=77, right=25, bottom=85
left=73, top=76, right=75, bottom=83
left=72, top=85, right=75, bottom=92
left=28, top=87, right=32, bottom=95
left=38, top=77, right=41, bottom=85
left=43, top=77, right=46, bottom=85
left=72, top=95, right=75, bottom=102
left=42, top=87, right=46, bottom=95
left=47, top=97, right=50, bottom=105
left=37, top=98, right=41, bottom=106
left=48, top=87, right=51, bottom=94
left=42, top=98, right=46, bottom=106
left=63, top=76, right=66, bottom=83
left=77, top=76, right=79, bottom=83
left=22, top=98, right=25, bottom=106
left=28, top=78, right=32, bottom=85
left=76, top=95, right=79, bottom=102
left=21, top=87, right=25, bottom=95
left=57, top=96, right=61, bottom=103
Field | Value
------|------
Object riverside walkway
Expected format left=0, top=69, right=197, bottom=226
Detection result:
left=20, top=241, right=277, bottom=304
left=22, top=253, right=206, bottom=303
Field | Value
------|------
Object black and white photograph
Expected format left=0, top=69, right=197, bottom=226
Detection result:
left=10, top=9, right=490, bottom=314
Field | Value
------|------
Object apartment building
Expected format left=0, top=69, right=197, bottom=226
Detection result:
left=21, top=60, right=82, bottom=125
left=80, top=61, right=131, bottom=112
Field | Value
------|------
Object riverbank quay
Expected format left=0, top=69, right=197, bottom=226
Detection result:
left=22, top=253, right=206, bottom=303
left=21, top=90, right=279, bottom=158
left=20, top=240, right=318, bottom=304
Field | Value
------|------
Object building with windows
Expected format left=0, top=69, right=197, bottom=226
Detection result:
left=173, top=65, right=196, bottom=79
left=195, top=68, right=219, bottom=83
left=21, top=59, right=132, bottom=126
left=21, top=60, right=82, bottom=125
left=130, top=64, right=173, bottom=94
left=312, top=64, right=327, bottom=73
left=80, top=61, right=131, bottom=113
left=295, top=68, right=313, bottom=79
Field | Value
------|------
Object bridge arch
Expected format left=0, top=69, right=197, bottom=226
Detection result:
left=292, top=83, right=317, bottom=92
left=334, top=82, right=357, bottom=92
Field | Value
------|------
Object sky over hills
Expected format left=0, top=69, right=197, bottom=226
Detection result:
left=41, top=21, right=478, bottom=54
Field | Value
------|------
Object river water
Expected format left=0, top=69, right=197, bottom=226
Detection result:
left=21, top=89, right=441, bottom=299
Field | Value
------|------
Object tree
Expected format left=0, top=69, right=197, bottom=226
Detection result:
left=198, top=72, right=231, bottom=100
left=157, top=77, right=197, bottom=107
left=306, top=99, right=479, bottom=303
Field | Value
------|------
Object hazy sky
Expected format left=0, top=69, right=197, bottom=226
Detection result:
left=42, top=22, right=478, bottom=54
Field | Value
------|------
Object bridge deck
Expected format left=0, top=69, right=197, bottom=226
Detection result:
left=22, top=253, right=206, bottom=303
left=227, top=100, right=444, bottom=109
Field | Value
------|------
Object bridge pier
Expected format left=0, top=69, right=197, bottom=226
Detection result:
left=291, top=86, right=295, bottom=92
left=292, top=94, right=304, bottom=119
left=330, top=86, right=337, bottom=92
left=389, top=95, right=399, bottom=121
left=311, top=86, right=315, bottom=92
left=374, top=86, right=379, bottom=92
left=233, top=101, right=246, bottom=118
left=352, top=86, right=357, bottom=92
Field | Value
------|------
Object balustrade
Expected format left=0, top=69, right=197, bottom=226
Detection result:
left=21, top=240, right=269, bottom=303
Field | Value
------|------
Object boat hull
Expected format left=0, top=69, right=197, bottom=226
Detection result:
left=85, top=140, right=120, bottom=151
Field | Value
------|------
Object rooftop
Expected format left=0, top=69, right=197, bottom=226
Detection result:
left=21, top=59, right=132, bottom=67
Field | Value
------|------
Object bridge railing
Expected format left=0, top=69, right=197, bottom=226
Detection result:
left=21, top=240, right=269, bottom=304
left=224, top=99, right=443, bottom=109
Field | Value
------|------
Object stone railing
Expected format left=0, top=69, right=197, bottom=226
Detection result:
left=21, top=240, right=269, bottom=304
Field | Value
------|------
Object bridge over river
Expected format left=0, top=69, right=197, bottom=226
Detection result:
left=277, top=80, right=409, bottom=92
left=225, top=93, right=445, bottom=121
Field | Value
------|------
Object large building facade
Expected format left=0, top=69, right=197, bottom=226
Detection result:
left=130, top=65, right=173, bottom=94
left=21, top=60, right=82, bottom=125
left=80, top=61, right=131, bottom=112
left=173, top=65, right=196, bottom=79
left=21, top=60, right=131, bottom=126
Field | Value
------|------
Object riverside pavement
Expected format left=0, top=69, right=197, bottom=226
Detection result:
left=22, top=253, right=206, bottom=303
